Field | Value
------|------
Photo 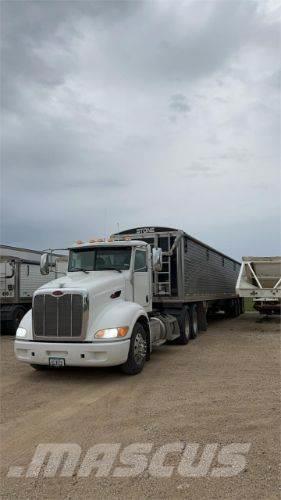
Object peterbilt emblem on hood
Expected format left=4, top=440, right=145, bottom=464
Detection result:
left=52, top=290, right=64, bottom=296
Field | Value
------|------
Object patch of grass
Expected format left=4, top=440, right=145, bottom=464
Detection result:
left=244, top=297, right=255, bottom=312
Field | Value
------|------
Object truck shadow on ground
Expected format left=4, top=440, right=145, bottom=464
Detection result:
left=25, top=344, right=181, bottom=382
left=26, top=364, right=124, bottom=382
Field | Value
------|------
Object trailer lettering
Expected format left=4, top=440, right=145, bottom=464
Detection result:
left=136, top=227, right=155, bottom=234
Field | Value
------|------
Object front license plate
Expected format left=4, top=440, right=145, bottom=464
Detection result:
left=49, top=357, right=65, bottom=367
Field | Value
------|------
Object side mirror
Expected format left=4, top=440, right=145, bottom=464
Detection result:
left=40, top=253, right=50, bottom=275
left=152, top=248, right=162, bottom=272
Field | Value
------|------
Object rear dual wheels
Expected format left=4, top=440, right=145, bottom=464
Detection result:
left=226, top=299, right=240, bottom=318
left=176, top=308, right=191, bottom=344
left=177, top=304, right=198, bottom=345
left=190, top=305, right=199, bottom=339
left=239, top=299, right=245, bottom=315
left=176, top=305, right=198, bottom=344
left=121, top=323, right=147, bottom=375
left=233, top=299, right=240, bottom=317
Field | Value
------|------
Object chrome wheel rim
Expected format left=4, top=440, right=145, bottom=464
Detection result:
left=134, top=332, right=146, bottom=365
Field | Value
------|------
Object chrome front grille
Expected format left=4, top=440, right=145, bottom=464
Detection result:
left=33, top=292, right=86, bottom=340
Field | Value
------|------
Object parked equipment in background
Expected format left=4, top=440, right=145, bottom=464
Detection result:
left=0, top=245, right=68, bottom=332
left=236, top=256, right=281, bottom=315
left=14, top=226, right=242, bottom=374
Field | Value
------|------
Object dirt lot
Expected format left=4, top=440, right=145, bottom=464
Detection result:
left=1, top=313, right=280, bottom=499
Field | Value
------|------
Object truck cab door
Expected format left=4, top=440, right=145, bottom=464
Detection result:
left=133, top=248, right=151, bottom=311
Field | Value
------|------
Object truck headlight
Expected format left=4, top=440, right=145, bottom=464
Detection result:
left=95, top=327, right=129, bottom=339
left=16, top=327, right=27, bottom=339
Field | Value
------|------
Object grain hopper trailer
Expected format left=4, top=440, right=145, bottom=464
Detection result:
left=236, top=256, right=281, bottom=314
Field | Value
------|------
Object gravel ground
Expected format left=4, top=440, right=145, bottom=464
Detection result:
left=1, top=312, right=280, bottom=499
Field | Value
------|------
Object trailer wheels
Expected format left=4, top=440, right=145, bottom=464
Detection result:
left=13, top=307, right=26, bottom=332
left=190, top=305, right=199, bottom=339
left=235, top=300, right=240, bottom=317
left=239, top=299, right=245, bottom=315
left=176, top=308, right=191, bottom=345
left=121, top=323, right=147, bottom=375
left=5, top=306, right=27, bottom=334
left=226, top=299, right=240, bottom=318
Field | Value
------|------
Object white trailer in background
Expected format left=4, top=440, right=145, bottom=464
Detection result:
left=0, top=245, right=68, bottom=332
left=236, top=256, right=281, bottom=315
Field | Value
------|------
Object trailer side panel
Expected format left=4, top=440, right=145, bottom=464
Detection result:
left=184, top=236, right=239, bottom=299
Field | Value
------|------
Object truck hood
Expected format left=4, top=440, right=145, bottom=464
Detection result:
left=38, top=271, right=126, bottom=294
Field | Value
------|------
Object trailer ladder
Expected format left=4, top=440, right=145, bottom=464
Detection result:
left=154, top=235, right=172, bottom=296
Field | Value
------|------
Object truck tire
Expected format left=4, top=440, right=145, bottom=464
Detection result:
left=234, top=299, right=240, bottom=317
left=121, top=323, right=147, bottom=375
left=176, top=307, right=191, bottom=345
left=239, top=298, right=245, bottom=314
left=226, top=299, right=239, bottom=318
left=12, top=306, right=27, bottom=333
left=190, top=304, right=199, bottom=339
left=197, top=302, right=208, bottom=332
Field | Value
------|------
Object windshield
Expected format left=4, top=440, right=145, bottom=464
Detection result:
left=68, top=247, right=132, bottom=272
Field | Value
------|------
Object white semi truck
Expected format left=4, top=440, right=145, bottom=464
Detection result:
left=236, top=256, right=281, bottom=315
left=0, top=245, right=67, bottom=332
left=15, top=227, right=242, bottom=375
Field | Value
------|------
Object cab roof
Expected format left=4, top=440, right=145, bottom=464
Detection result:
left=69, top=240, right=148, bottom=250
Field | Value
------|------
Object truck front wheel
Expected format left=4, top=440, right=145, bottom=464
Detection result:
left=121, top=323, right=147, bottom=375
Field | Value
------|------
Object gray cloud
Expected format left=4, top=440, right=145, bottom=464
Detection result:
left=1, top=0, right=280, bottom=258
left=169, top=94, right=191, bottom=114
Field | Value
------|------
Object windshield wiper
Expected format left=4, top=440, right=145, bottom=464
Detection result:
left=99, top=267, right=122, bottom=273
left=69, top=267, right=89, bottom=274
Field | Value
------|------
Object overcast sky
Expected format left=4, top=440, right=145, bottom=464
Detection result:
left=1, top=0, right=280, bottom=259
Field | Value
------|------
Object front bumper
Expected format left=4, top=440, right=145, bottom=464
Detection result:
left=14, top=339, right=130, bottom=367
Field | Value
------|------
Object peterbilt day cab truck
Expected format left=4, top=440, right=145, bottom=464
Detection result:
left=15, top=227, right=242, bottom=375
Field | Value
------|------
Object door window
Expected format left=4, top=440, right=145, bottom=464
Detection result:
left=134, top=250, right=147, bottom=272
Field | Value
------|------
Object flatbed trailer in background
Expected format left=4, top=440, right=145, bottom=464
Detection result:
left=236, top=256, right=281, bottom=315
left=0, top=245, right=67, bottom=332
